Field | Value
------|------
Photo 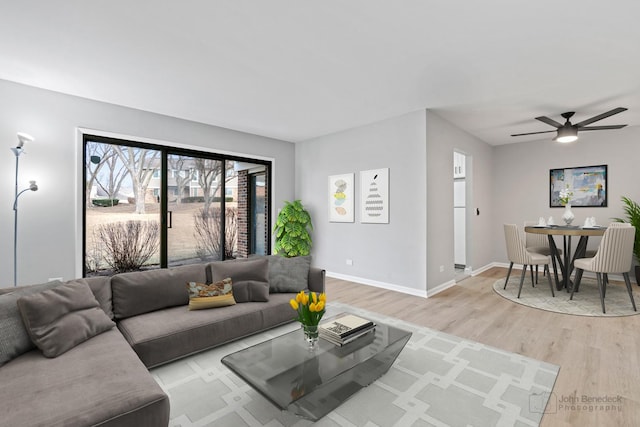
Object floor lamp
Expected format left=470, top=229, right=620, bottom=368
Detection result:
left=12, top=132, right=37, bottom=287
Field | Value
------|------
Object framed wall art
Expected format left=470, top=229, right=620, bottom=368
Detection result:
left=328, top=173, right=354, bottom=222
left=549, top=164, right=607, bottom=207
left=360, top=168, right=389, bottom=223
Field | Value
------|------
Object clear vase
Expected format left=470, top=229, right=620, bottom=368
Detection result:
left=302, top=324, right=319, bottom=350
left=562, top=203, right=575, bottom=225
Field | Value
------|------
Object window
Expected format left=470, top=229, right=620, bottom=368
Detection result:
left=83, top=135, right=271, bottom=277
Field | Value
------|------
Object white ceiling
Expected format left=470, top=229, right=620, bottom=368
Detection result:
left=2, top=1, right=639, bottom=145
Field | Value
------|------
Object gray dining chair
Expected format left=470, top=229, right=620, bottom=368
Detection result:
left=572, top=223, right=636, bottom=313
left=503, top=224, right=555, bottom=298
left=524, top=221, right=562, bottom=283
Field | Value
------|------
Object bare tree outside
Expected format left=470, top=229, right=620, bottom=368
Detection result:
left=114, top=146, right=159, bottom=214
left=98, top=220, right=160, bottom=273
left=194, top=159, right=235, bottom=216
left=169, top=155, right=193, bottom=204
left=193, top=207, right=238, bottom=260
left=94, top=145, right=130, bottom=203
left=85, top=141, right=115, bottom=208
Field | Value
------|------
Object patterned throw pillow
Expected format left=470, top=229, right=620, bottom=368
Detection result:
left=186, top=278, right=236, bottom=311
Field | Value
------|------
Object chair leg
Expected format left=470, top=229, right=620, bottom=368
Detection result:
left=504, top=262, right=514, bottom=289
left=603, top=273, right=608, bottom=298
left=623, top=273, right=637, bottom=311
left=596, top=273, right=606, bottom=314
left=530, top=265, right=535, bottom=287
left=535, top=265, right=539, bottom=284
left=517, top=265, right=527, bottom=298
left=545, top=265, right=555, bottom=297
left=574, top=268, right=584, bottom=293
left=570, top=269, right=582, bottom=301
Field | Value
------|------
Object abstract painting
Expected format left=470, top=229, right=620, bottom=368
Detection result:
left=360, top=168, right=389, bottom=223
left=550, top=165, right=607, bottom=207
left=328, top=173, right=354, bottom=222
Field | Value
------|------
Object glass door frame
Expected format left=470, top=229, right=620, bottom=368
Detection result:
left=82, top=134, right=272, bottom=276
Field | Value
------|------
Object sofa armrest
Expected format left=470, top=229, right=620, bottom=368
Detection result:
left=308, top=267, right=325, bottom=293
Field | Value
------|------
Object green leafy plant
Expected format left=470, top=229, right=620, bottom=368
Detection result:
left=273, top=200, right=313, bottom=257
left=613, top=196, right=640, bottom=263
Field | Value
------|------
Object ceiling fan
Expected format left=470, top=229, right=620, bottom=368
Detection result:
left=511, top=107, right=628, bottom=143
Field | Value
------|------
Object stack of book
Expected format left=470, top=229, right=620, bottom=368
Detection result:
left=318, top=314, right=375, bottom=346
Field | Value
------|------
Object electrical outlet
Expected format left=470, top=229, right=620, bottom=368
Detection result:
left=439, top=265, right=444, bottom=273
left=346, top=259, right=353, bottom=266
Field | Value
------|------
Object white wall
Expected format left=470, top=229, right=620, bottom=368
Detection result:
left=0, top=79, right=295, bottom=287
left=296, top=111, right=428, bottom=296
left=492, top=126, right=640, bottom=263
left=425, top=112, right=494, bottom=289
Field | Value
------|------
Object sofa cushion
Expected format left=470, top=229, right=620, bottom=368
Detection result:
left=186, top=278, right=236, bottom=310
left=17, top=281, right=115, bottom=358
left=118, top=293, right=295, bottom=367
left=0, top=328, right=169, bottom=426
left=82, top=275, right=114, bottom=319
left=209, top=257, right=269, bottom=302
left=0, top=280, right=62, bottom=367
left=267, top=255, right=312, bottom=293
left=112, top=263, right=207, bottom=319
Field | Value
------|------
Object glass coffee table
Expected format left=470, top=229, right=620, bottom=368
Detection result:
left=221, top=314, right=411, bottom=421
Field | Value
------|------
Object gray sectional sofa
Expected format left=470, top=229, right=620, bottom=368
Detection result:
left=0, top=255, right=324, bottom=427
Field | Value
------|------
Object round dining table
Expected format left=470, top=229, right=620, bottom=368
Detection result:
left=524, top=225, right=606, bottom=291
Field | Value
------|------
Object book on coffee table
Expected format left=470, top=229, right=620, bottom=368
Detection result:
left=319, top=314, right=375, bottom=346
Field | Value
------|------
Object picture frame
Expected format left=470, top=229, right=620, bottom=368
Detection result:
left=328, top=173, right=354, bottom=222
left=360, top=168, right=389, bottom=223
left=549, top=165, right=607, bottom=207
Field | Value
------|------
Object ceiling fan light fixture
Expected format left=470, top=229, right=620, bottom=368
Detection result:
left=554, top=126, right=578, bottom=143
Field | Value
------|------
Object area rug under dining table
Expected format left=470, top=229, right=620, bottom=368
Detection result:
left=494, top=275, right=639, bottom=317
left=150, top=302, right=559, bottom=427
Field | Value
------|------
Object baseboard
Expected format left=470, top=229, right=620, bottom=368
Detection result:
left=426, top=279, right=456, bottom=297
left=325, top=271, right=428, bottom=298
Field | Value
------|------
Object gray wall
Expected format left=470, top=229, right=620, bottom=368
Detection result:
left=0, top=79, right=295, bottom=287
left=296, top=111, right=428, bottom=295
left=492, top=126, right=640, bottom=263
left=425, top=111, right=495, bottom=289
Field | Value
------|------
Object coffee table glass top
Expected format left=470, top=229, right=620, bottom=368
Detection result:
left=221, top=313, right=412, bottom=420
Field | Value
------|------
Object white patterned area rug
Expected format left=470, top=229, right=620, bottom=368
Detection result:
left=494, top=276, right=639, bottom=317
left=151, top=302, right=559, bottom=427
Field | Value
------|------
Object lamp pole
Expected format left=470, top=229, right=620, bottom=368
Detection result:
left=11, top=133, right=36, bottom=287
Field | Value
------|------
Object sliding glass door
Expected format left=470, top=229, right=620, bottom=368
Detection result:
left=84, top=135, right=271, bottom=276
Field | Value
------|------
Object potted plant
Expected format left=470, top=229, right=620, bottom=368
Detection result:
left=273, top=200, right=313, bottom=257
left=613, top=196, right=640, bottom=285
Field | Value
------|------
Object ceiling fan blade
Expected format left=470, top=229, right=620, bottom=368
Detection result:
left=578, top=124, right=627, bottom=131
left=574, top=107, right=628, bottom=128
left=535, top=116, right=562, bottom=128
left=511, top=130, right=557, bottom=137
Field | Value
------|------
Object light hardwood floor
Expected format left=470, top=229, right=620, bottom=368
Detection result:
left=325, top=267, right=640, bottom=427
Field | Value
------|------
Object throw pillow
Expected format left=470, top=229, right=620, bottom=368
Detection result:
left=267, top=255, right=311, bottom=293
left=186, top=278, right=236, bottom=310
left=17, top=281, right=115, bottom=358
left=209, top=257, right=270, bottom=302
left=0, top=280, right=62, bottom=366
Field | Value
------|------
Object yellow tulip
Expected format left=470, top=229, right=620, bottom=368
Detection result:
left=319, top=293, right=326, bottom=302
left=296, top=292, right=303, bottom=303
left=312, top=292, right=318, bottom=304
left=309, top=302, right=317, bottom=312
left=302, top=293, right=309, bottom=305
left=289, top=299, right=299, bottom=310
left=316, top=301, right=325, bottom=311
